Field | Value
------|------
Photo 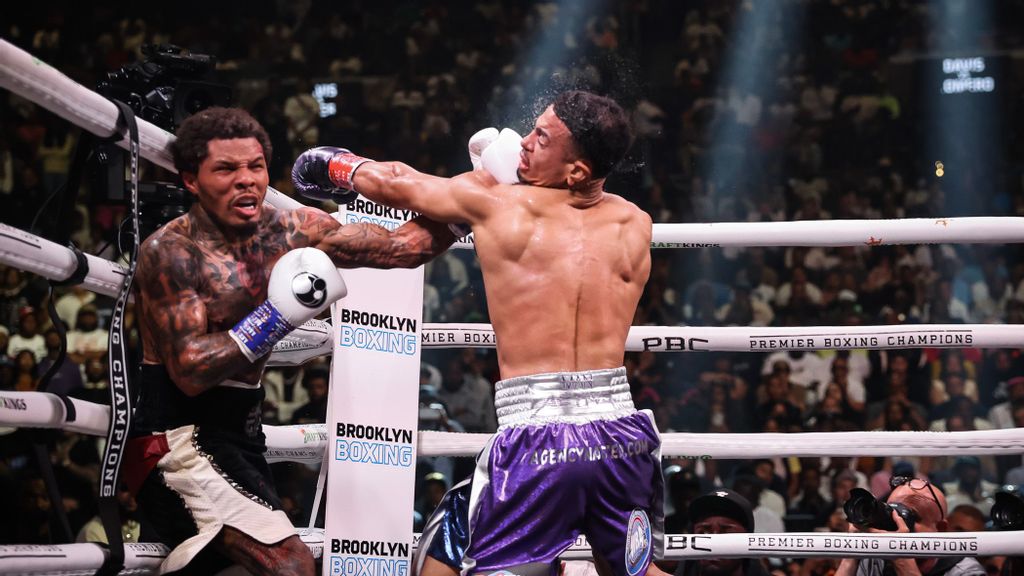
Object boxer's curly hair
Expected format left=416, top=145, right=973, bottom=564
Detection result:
left=551, top=90, right=633, bottom=179
left=171, top=107, right=272, bottom=174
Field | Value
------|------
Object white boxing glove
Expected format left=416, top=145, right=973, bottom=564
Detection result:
left=481, top=128, right=523, bottom=185
left=230, top=248, right=347, bottom=362
left=468, top=127, right=499, bottom=170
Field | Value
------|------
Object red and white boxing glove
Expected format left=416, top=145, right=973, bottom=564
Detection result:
left=292, top=146, right=374, bottom=203
left=230, top=248, right=347, bottom=362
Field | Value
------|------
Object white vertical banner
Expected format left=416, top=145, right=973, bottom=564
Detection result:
left=324, top=200, right=425, bottom=576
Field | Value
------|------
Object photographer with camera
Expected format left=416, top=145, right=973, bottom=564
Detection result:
left=836, top=476, right=985, bottom=576
left=989, top=486, right=1024, bottom=576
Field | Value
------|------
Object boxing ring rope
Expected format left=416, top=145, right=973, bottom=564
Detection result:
left=3, top=528, right=1021, bottom=574
left=5, top=391, right=1024, bottom=462
left=5, top=38, right=1024, bottom=575
left=5, top=527, right=1020, bottom=576
left=3, top=222, right=1024, bottom=356
left=425, top=322, right=1024, bottom=351
left=0, top=528, right=326, bottom=576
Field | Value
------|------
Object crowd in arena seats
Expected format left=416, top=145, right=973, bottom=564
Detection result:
left=3, top=0, right=1024, bottom=572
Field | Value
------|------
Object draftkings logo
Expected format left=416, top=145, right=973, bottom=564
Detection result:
left=301, top=427, right=328, bottom=444
left=328, top=539, right=409, bottom=576
left=0, top=396, right=27, bottom=411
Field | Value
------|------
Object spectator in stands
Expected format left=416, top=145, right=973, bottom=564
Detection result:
left=13, top=349, right=38, bottom=391
left=756, top=365, right=804, bottom=431
left=36, top=327, right=83, bottom=395
left=437, top=355, right=496, bottom=433
left=66, top=305, right=107, bottom=367
left=988, top=376, right=1024, bottom=430
left=8, top=308, right=45, bottom=362
left=732, top=474, right=784, bottom=534
left=291, top=367, right=330, bottom=424
left=55, top=286, right=96, bottom=330
left=672, top=488, right=769, bottom=576
left=946, top=504, right=986, bottom=533
left=262, top=366, right=310, bottom=425
left=943, top=456, right=999, bottom=517
left=819, top=354, right=866, bottom=415
left=283, top=77, right=321, bottom=157
left=716, top=281, right=774, bottom=327
left=788, top=466, right=831, bottom=524
left=0, top=326, right=10, bottom=363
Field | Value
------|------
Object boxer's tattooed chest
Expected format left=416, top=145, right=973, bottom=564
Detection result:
left=193, top=235, right=289, bottom=329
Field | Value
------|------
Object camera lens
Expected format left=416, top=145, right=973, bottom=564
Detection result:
left=844, top=488, right=898, bottom=531
left=991, top=490, right=1024, bottom=531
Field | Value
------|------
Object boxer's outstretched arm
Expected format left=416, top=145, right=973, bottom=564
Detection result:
left=353, top=162, right=497, bottom=225
left=290, top=207, right=456, bottom=269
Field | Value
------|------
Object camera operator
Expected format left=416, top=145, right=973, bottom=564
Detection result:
left=836, top=477, right=985, bottom=576
left=990, top=487, right=1024, bottom=576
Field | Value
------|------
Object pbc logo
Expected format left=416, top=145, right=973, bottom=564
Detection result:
left=665, top=534, right=712, bottom=552
left=292, top=272, right=328, bottom=308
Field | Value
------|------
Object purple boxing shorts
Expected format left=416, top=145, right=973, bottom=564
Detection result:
left=462, top=367, right=663, bottom=576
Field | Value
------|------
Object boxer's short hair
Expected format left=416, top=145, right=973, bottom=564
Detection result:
left=171, top=107, right=272, bottom=175
left=552, top=90, right=633, bottom=179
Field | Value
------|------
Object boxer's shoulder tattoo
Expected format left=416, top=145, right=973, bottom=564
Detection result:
left=138, top=232, right=208, bottom=356
left=138, top=231, right=202, bottom=301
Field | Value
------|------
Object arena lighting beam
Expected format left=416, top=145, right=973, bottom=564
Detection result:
left=694, top=0, right=803, bottom=290
left=497, top=0, right=611, bottom=126
left=924, top=0, right=999, bottom=216
left=704, top=0, right=802, bottom=210
left=708, top=0, right=802, bottom=200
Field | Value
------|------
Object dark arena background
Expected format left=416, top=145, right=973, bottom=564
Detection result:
left=3, top=1, right=1024, bottom=575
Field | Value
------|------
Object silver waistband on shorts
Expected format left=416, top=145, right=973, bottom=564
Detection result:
left=493, top=366, right=635, bottom=428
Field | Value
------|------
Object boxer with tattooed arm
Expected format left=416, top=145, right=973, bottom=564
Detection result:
left=127, top=107, right=456, bottom=576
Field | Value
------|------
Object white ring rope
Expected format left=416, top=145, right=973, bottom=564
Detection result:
left=3, top=528, right=1017, bottom=576
left=649, top=217, right=1024, bottom=247
left=0, top=528, right=324, bottom=576
left=426, top=323, right=1024, bottom=351
left=556, top=531, right=1020, bottom=560
left=5, top=392, right=1024, bottom=461
left=0, top=223, right=126, bottom=297
left=0, top=542, right=167, bottom=576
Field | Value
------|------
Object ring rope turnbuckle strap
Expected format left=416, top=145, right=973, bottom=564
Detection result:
left=95, top=99, right=142, bottom=576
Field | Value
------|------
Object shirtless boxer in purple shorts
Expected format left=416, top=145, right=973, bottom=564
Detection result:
left=295, top=90, right=663, bottom=576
